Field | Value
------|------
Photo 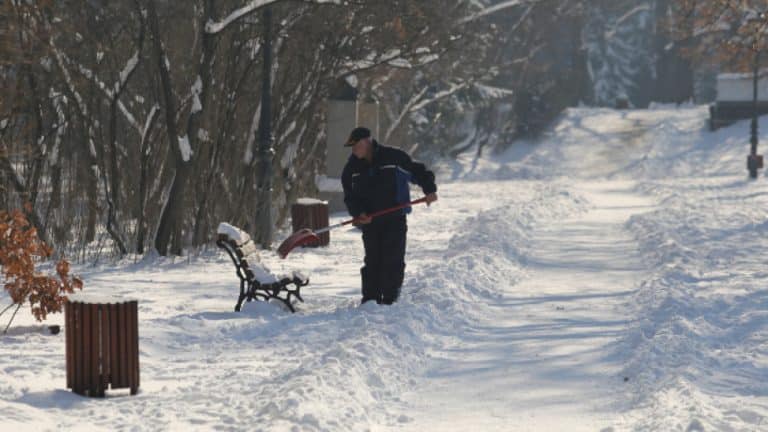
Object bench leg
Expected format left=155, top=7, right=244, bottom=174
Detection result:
left=282, top=297, right=296, bottom=313
left=235, top=279, right=249, bottom=312
left=234, top=295, right=246, bottom=312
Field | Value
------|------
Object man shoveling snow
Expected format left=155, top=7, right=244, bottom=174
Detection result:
left=341, top=127, right=438, bottom=305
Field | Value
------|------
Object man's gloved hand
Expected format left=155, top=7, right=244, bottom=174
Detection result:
left=355, top=213, right=373, bottom=225
left=425, top=193, right=438, bottom=206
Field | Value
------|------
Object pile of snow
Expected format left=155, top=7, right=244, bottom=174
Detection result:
left=619, top=177, right=768, bottom=430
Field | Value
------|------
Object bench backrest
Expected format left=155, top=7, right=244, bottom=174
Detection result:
left=216, top=223, right=279, bottom=284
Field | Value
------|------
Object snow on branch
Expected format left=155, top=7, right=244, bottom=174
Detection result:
left=74, top=60, right=141, bottom=132
left=49, top=88, right=67, bottom=162
left=458, top=0, right=539, bottom=25
left=190, top=75, right=203, bottom=114
left=384, top=82, right=469, bottom=143
left=692, top=21, right=733, bottom=38
left=473, top=82, right=514, bottom=100
left=141, top=104, right=160, bottom=148
left=205, top=0, right=341, bottom=34
left=410, top=81, right=469, bottom=112
left=178, top=135, right=193, bottom=162
left=606, top=5, right=652, bottom=40
left=117, top=51, right=140, bottom=94
left=50, top=44, right=87, bottom=119
left=342, top=47, right=433, bottom=76
left=384, top=87, right=428, bottom=144
left=61, top=44, right=142, bottom=133
left=206, top=0, right=279, bottom=34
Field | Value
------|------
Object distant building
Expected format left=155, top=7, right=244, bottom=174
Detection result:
left=709, top=71, right=768, bottom=130
left=319, top=78, right=380, bottom=213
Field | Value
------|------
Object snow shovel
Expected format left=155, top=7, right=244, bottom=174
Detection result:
left=278, top=197, right=430, bottom=258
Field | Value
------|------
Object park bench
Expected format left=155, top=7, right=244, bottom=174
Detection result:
left=216, top=223, right=308, bottom=312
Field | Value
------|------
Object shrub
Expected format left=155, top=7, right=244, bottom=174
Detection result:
left=0, top=205, right=83, bottom=331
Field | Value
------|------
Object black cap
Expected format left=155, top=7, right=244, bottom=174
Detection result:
left=345, top=127, right=371, bottom=146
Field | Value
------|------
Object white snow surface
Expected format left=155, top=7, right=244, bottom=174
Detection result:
left=2, top=106, right=768, bottom=431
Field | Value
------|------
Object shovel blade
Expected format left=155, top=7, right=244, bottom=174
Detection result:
left=277, top=228, right=320, bottom=259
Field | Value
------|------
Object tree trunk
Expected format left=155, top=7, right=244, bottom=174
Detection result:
left=0, top=154, right=50, bottom=246
left=85, top=165, right=98, bottom=245
left=103, top=98, right=128, bottom=255
left=255, top=6, right=274, bottom=249
left=136, top=133, right=151, bottom=255
left=150, top=0, right=216, bottom=255
left=148, top=0, right=186, bottom=256
left=50, top=164, right=62, bottom=210
left=24, top=68, right=45, bottom=207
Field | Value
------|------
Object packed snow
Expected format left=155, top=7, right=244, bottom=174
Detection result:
left=1, top=105, right=767, bottom=431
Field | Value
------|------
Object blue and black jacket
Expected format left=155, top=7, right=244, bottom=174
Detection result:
left=341, top=140, right=437, bottom=221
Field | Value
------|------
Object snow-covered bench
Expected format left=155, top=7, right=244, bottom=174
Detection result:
left=216, top=223, right=309, bottom=312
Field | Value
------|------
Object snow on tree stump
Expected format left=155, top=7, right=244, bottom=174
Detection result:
left=291, top=198, right=330, bottom=247
left=65, top=298, right=139, bottom=397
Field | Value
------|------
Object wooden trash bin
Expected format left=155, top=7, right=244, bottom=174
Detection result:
left=65, top=299, right=139, bottom=397
left=291, top=198, right=330, bottom=247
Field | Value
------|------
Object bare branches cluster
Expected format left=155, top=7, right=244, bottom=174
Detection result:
left=0, top=0, right=564, bottom=259
left=672, top=0, right=768, bottom=70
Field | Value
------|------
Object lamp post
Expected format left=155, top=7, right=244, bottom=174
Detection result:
left=748, top=17, right=766, bottom=179
left=748, top=49, right=763, bottom=178
left=256, top=6, right=274, bottom=247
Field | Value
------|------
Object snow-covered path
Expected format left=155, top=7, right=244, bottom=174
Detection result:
left=396, top=181, right=655, bottom=431
left=2, top=106, right=768, bottom=431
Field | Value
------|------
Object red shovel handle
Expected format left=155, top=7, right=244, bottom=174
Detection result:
left=345, top=197, right=429, bottom=226
left=278, top=197, right=430, bottom=259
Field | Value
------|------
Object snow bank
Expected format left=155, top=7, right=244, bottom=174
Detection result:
left=620, top=181, right=768, bottom=430
left=447, top=105, right=768, bottom=430
left=209, top=182, right=590, bottom=430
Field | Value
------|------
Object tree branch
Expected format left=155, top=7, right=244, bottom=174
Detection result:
left=205, top=0, right=342, bottom=35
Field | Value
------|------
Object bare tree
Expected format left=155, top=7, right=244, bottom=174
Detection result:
left=1, top=0, right=595, bottom=260
left=672, top=0, right=768, bottom=70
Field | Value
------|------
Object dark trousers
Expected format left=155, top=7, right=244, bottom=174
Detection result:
left=361, top=216, right=407, bottom=304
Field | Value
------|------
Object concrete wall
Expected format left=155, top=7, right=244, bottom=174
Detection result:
left=322, top=98, right=381, bottom=214
left=326, top=100, right=358, bottom=179
left=357, top=101, right=379, bottom=140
